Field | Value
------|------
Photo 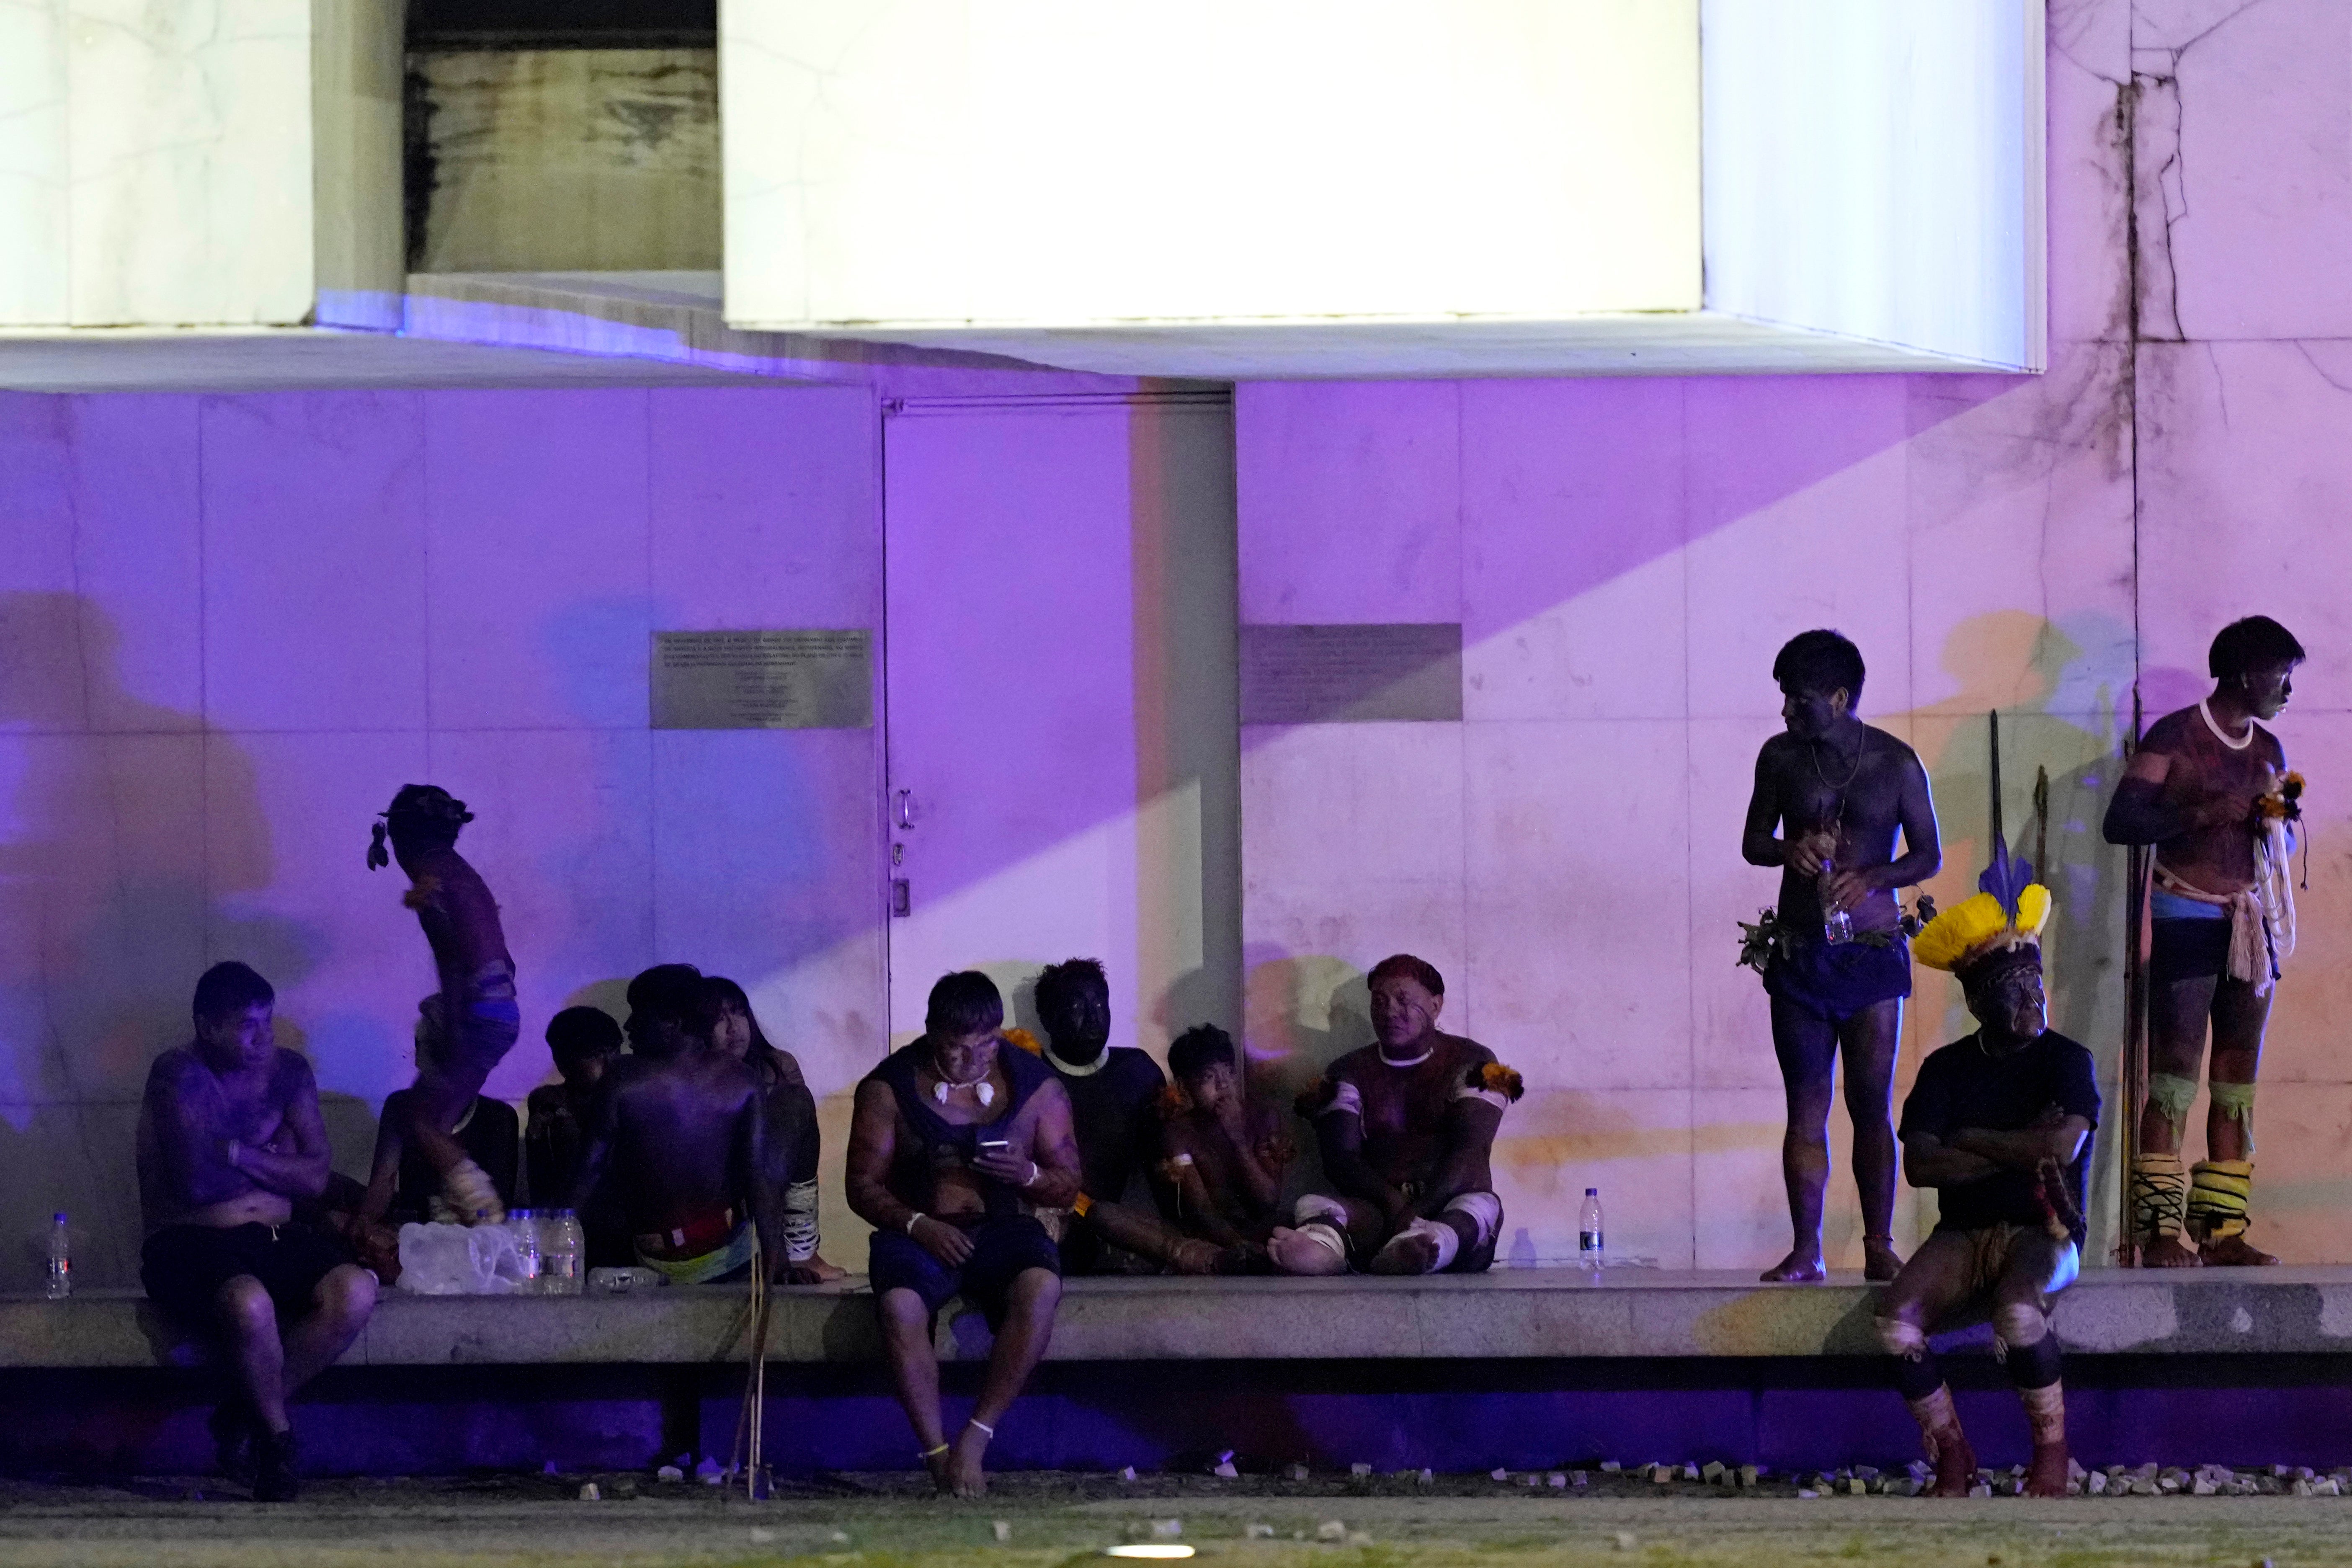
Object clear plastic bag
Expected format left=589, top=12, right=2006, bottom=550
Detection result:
left=396, top=1221, right=530, bottom=1295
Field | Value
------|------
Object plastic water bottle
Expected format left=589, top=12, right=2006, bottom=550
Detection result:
left=509, top=1209, right=542, bottom=1293
left=1578, top=1189, right=1604, bottom=1262
left=45, top=1213, right=70, bottom=1300
left=1820, top=853, right=1853, bottom=945
left=546, top=1209, right=584, bottom=1296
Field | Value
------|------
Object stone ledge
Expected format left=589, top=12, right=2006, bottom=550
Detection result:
left=8, top=1268, right=2352, bottom=1369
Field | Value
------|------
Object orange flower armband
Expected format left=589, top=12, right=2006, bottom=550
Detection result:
left=1453, top=1061, right=1524, bottom=1112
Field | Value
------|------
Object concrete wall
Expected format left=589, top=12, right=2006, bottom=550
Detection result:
left=1238, top=0, right=2352, bottom=1270
left=410, top=49, right=719, bottom=274
left=0, top=386, right=885, bottom=1289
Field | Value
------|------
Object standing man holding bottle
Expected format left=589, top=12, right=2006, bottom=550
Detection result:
left=1740, top=631, right=1943, bottom=1284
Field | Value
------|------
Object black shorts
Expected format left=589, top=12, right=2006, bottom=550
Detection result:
left=141, top=1222, right=351, bottom=1330
left=2151, top=916, right=2233, bottom=983
left=1764, top=939, right=1912, bottom=1025
left=867, top=1215, right=1060, bottom=1330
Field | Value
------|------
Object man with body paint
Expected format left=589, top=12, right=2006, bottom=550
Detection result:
left=846, top=970, right=1082, bottom=1497
left=2104, top=615, right=2303, bottom=1267
left=1741, top=629, right=1943, bottom=1284
left=1877, top=882, right=2095, bottom=1498
left=1271, top=954, right=1517, bottom=1277
left=367, top=785, right=519, bottom=1224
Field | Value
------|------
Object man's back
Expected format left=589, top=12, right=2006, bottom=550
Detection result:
left=603, top=1051, right=760, bottom=1233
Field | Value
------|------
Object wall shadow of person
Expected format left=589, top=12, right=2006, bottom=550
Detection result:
left=1240, top=948, right=1374, bottom=1207
left=0, top=592, right=319, bottom=1289
left=1907, top=609, right=2135, bottom=1261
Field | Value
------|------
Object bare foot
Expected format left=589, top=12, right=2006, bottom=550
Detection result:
left=1863, top=1238, right=1903, bottom=1283
left=1368, top=1229, right=1442, bottom=1276
left=1268, top=1225, right=1349, bottom=1276
left=921, top=1444, right=953, bottom=1495
left=2200, top=1234, right=2279, bottom=1266
left=1926, top=1430, right=1978, bottom=1498
left=1168, top=1239, right=1223, bottom=1276
left=1759, top=1249, right=1825, bottom=1284
left=2138, top=1235, right=2203, bottom=1269
left=795, top=1253, right=848, bottom=1284
left=946, top=1426, right=989, bottom=1498
left=2022, top=1440, right=2070, bottom=1498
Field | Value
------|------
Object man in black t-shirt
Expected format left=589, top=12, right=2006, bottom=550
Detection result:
left=1023, top=958, right=1244, bottom=1274
left=1878, top=888, right=2096, bottom=1498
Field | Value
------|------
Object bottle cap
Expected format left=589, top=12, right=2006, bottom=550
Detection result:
left=52, top=1212, right=66, bottom=1223
left=1585, top=1188, right=1598, bottom=1196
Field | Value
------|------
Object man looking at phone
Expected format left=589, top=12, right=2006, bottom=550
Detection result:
left=845, top=971, right=1082, bottom=1497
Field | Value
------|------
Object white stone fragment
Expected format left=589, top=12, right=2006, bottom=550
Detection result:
left=1247, top=1524, right=1275, bottom=1539
left=1151, top=1520, right=1182, bottom=1539
left=1350, top=1462, right=1372, bottom=1478
left=992, top=1521, right=1011, bottom=1542
left=748, top=1529, right=772, bottom=1544
left=577, top=1483, right=600, bottom=1501
left=656, top=1466, right=683, bottom=1482
left=1613, top=1532, right=1638, bottom=1551
left=1490, top=1468, right=1509, bottom=1481
left=1316, top=1521, right=1347, bottom=1542
left=1547, top=1472, right=1567, bottom=1489
left=1120, top=1466, right=1138, bottom=1482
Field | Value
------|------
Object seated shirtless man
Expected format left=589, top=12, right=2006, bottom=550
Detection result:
left=1157, top=1024, right=1290, bottom=1260
left=136, top=962, right=379, bottom=1502
left=1877, top=907, right=2096, bottom=1498
left=1273, top=954, right=1518, bottom=1276
left=846, top=970, right=1082, bottom=1497
left=568, top=964, right=784, bottom=1284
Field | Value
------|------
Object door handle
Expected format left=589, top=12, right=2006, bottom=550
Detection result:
left=894, top=789, right=916, bottom=830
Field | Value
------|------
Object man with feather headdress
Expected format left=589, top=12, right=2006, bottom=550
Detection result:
left=1875, top=739, right=2097, bottom=1498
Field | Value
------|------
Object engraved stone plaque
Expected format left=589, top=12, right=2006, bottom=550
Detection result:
left=1240, top=623, right=1463, bottom=725
left=651, top=630, right=874, bottom=730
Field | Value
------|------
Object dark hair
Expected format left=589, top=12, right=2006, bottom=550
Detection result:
left=1367, top=953, right=1444, bottom=996
left=626, top=963, right=704, bottom=1027
left=1772, top=629, right=1866, bottom=706
left=696, top=976, right=776, bottom=1053
left=545, top=1006, right=622, bottom=1071
left=1168, top=1024, right=1236, bottom=1083
left=385, top=783, right=472, bottom=845
left=1034, top=957, right=1107, bottom=1021
left=2210, top=616, right=2305, bottom=680
left=193, top=961, right=274, bottom=1026
left=926, top=970, right=1004, bottom=1037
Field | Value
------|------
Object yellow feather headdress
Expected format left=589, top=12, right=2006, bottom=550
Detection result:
left=1911, top=885, right=2051, bottom=975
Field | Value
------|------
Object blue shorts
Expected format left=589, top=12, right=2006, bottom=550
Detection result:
left=1764, top=939, right=1911, bottom=1024
left=868, top=1215, right=1060, bottom=1329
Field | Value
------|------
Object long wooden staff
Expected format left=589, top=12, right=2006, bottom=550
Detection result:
left=730, top=1233, right=774, bottom=1498
left=2119, top=690, right=2150, bottom=1265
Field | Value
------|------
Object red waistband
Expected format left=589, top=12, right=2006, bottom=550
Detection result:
left=634, top=1207, right=739, bottom=1257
